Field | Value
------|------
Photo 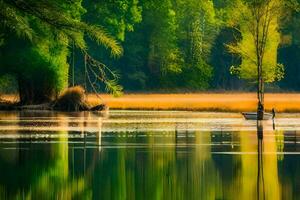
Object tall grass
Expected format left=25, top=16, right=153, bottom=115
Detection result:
left=87, top=93, right=300, bottom=112
left=2, top=93, right=300, bottom=112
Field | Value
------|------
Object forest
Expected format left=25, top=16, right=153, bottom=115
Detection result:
left=1, top=2, right=300, bottom=198
left=0, top=0, right=300, bottom=105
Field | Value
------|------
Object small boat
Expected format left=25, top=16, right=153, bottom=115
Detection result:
left=242, top=112, right=273, bottom=120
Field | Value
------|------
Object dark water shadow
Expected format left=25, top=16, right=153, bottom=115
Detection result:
left=257, top=120, right=265, bottom=200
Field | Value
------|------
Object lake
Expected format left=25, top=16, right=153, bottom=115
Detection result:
left=0, top=110, right=300, bottom=200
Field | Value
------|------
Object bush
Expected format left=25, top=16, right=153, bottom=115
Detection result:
left=54, top=86, right=89, bottom=111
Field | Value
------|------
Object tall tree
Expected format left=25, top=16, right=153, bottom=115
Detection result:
left=227, top=0, right=285, bottom=119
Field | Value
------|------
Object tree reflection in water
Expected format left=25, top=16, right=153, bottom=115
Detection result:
left=257, top=120, right=265, bottom=200
left=0, top=112, right=299, bottom=199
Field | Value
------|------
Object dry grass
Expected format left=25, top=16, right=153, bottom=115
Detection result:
left=87, top=93, right=300, bottom=112
left=54, top=86, right=89, bottom=111
left=2, top=93, right=300, bottom=112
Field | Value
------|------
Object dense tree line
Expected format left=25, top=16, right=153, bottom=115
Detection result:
left=80, top=0, right=300, bottom=92
left=0, top=0, right=300, bottom=104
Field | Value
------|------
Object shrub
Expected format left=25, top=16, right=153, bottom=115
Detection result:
left=54, top=86, right=89, bottom=111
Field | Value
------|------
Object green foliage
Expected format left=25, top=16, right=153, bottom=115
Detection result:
left=225, top=0, right=285, bottom=83
left=0, top=0, right=126, bottom=103
left=1, top=0, right=300, bottom=97
left=112, top=0, right=218, bottom=90
left=145, top=0, right=183, bottom=75
left=74, top=0, right=143, bottom=95
left=227, top=28, right=284, bottom=83
left=84, top=55, right=124, bottom=97
left=105, top=80, right=124, bottom=97
left=0, top=34, right=3, bottom=46
left=0, top=74, right=17, bottom=93
left=0, top=0, right=122, bottom=57
left=175, top=0, right=217, bottom=89
left=84, top=0, right=142, bottom=41
left=182, top=59, right=213, bottom=89
left=0, top=1, right=33, bottom=41
left=0, top=29, right=69, bottom=103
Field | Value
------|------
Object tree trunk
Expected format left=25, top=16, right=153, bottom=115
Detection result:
left=18, top=77, right=56, bottom=105
left=257, top=120, right=263, bottom=140
left=257, top=100, right=264, bottom=120
left=257, top=61, right=264, bottom=120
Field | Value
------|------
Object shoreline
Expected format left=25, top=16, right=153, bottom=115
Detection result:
left=2, top=93, right=300, bottom=113
left=87, top=93, right=300, bottom=113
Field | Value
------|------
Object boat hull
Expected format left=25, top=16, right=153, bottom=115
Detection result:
left=242, top=112, right=273, bottom=120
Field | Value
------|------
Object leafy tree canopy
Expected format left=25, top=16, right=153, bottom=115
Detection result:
left=0, top=0, right=122, bottom=56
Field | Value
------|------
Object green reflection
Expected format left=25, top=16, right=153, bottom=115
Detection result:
left=0, top=122, right=299, bottom=199
left=0, top=130, right=91, bottom=200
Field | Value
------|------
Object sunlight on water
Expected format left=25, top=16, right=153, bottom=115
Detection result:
left=0, top=111, right=299, bottom=199
left=0, top=110, right=299, bottom=133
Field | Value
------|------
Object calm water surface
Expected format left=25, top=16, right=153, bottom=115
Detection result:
left=0, top=111, right=300, bottom=200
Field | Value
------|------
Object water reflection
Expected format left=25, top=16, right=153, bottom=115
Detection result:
left=0, top=112, right=299, bottom=199
left=257, top=121, right=265, bottom=200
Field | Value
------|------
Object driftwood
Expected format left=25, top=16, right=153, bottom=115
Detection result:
left=15, top=102, right=107, bottom=112
left=90, top=104, right=108, bottom=111
left=18, top=103, right=52, bottom=111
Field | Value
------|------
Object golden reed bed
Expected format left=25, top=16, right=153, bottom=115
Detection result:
left=86, top=93, right=300, bottom=113
left=2, top=93, right=300, bottom=112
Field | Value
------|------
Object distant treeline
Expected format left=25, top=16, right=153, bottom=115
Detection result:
left=1, top=0, right=300, bottom=101
left=76, top=0, right=300, bottom=92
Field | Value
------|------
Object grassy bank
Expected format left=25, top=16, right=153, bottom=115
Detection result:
left=86, top=93, right=300, bottom=113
